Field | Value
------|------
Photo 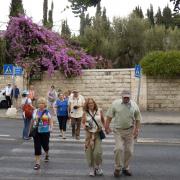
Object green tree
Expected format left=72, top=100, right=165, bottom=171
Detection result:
left=79, top=3, right=111, bottom=58
left=43, top=0, right=54, bottom=29
left=80, top=12, right=91, bottom=35
left=162, top=5, right=173, bottom=29
left=132, top=6, right=144, bottom=19
left=155, top=7, right=163, bottom=25
left=80, top=11, right=86, bottom=35
left=0, top=38, right=6, bottom=73
left=167, top=27, right=180, bottom=49
left=144, top=26, right=166, bottom=52
left=147, top=4, right=155, bottom=27
left=43, top=0, right=48, bottom=26
left=111, top=17, right=147, bottom=67
left=61, top=20, right=71, bottom=38
left=48, top=2, right=54, bottom=30
left=173, top=14, right=180, bottom=28
left=68, top=0, right=101, bottom=15
left=95, top=1, right=101, bottom=17
left=9, top=0, right=25, bottom=17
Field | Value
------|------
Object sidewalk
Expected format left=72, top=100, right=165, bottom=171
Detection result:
left=0, top=108, right=179, bottom=124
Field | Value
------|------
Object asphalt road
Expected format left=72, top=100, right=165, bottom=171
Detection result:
left=0, top=117, right=180, bottom=180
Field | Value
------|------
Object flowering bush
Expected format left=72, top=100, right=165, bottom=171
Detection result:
left=5, top=16, right=95, bottom=77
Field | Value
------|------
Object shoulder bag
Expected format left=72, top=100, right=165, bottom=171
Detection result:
left=87, top=110, right=106, bottom=140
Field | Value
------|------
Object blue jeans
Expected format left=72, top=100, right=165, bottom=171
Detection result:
left=22, top=117, right=31, bottom=139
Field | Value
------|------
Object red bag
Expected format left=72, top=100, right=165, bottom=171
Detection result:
left=23, top=99, right=34, bottom=119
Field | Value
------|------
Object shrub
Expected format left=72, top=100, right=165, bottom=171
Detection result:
left=140, top=51, right=180, bottom=77
left=5, top=16, right=95, bottom=77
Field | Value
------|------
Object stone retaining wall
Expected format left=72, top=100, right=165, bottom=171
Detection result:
left=147, top=77, right=180, bottom=111
left=31, top=69, right=147, bottom=112
left=0, top=69, right=179, bottom=112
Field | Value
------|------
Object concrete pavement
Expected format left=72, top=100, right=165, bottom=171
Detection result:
left=0, top=108, right=179, bottom=124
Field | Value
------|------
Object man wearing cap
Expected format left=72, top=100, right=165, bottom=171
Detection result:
left=105, top=90, right=141, bottom=177
left=68, top=89, right=85, bottom=140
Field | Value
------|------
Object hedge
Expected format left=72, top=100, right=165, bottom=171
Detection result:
left=140, top=51, right=180, bottom=77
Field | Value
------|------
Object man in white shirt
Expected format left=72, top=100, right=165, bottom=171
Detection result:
left=68, top=89, right=85, bottom=140
left=5, top=83, right=12, bottom=108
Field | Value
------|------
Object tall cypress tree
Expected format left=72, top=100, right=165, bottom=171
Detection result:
left=95, top=1, right=101, bottom=17
left=163, top=5, right=173, bottom=29
left=133, top=6, right=144, bottom=19
left=48, top=1, right=54, bottom=30
left=9, top=0, right=25, bottom=18
left=147, top=4, right=155, bottom=27
left=43, top=0, right=48, bottom=26
left=61, top=20, right=71, bottom=38
left=155, top=7, right=163, bottom=25
left=80, top=11, right=86, bottom=35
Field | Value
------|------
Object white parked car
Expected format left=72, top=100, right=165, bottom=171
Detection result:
left=0, top=89, right=8, bottom=108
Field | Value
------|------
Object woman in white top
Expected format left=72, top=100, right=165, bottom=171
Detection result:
left=82, top=98, right=105, bottom=177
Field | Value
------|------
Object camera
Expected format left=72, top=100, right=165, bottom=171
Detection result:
left=85, top=121, right=93, bottom=129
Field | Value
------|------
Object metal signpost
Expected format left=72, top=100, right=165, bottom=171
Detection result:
left=135, top=64, right=142, bottom=105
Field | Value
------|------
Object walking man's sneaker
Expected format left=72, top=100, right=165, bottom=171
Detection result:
left=95, top=168, right=103, bottom=176
left=89, top=167, right=95, bottom=176
left=114, top=169, right=121, bottom=177
left=122, top=168, right=132, bottom=176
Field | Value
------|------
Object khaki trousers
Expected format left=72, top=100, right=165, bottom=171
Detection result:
left=71, top=117, right=82, bottom=137
left=113, top=127, right=134, bottom=170
left=85, top=131, right=102, bottom=167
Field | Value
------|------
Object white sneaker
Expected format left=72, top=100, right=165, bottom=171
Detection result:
left=95, top=168, right=103, bottom=176
left=89, top=167, right=95, bottom=176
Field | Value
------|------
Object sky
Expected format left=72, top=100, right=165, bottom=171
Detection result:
left=0, top=0, right=174, bottom=34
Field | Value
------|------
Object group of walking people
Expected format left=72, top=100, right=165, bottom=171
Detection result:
left=20, top=85, right=141, bottom=177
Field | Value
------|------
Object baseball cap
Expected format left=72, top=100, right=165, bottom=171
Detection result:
left=22, top=90, right=29, bottom=95
left=121, top=90, right=131, bottom=98
left=72, top=89, right=79, bottom=93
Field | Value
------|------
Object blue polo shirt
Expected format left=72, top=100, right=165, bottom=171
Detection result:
left=55, top=99, right=68, bottom=116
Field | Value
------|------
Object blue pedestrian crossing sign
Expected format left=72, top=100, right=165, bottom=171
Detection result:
left=3, top=64, right=13, bottom=75
left=15, top=67, right=23, bottom=76
left=135, top=64, right=141, bottom=78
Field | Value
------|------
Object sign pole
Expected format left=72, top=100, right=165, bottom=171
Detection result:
left=12, top=66, right=16, bottom=108
left=137, top=76, right=141, bottom=105
left=135, top=64, right=142, bottom=105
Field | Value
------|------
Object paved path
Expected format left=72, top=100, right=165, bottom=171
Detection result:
left=0, top=120, right=180, bottom=180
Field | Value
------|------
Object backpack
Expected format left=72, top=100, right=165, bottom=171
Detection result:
left=22, top=99, right=34, bottom=119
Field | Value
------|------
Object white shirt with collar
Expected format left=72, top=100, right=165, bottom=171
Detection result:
left=5, top=86, right=12, bottom=96
left=69, top=94, right=85, bottom=118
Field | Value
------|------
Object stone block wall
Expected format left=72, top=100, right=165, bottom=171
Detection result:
left=1, top=69, right=179, bottom=112
left=31, top=69, right=147, bottom=112
left=0, top=76, right=24, bottom=91
left=147, top=77, right=180, bottom=111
